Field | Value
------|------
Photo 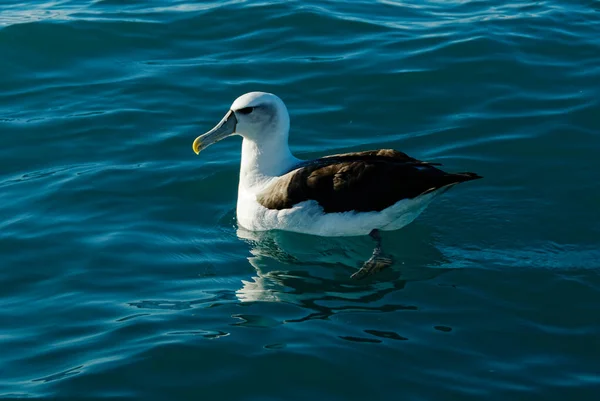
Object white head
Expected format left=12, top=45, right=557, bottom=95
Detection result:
left=192, top=92, right=290, bottom=155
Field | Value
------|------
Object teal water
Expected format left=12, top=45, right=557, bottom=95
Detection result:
left=1, top=0, right=599, bottom=399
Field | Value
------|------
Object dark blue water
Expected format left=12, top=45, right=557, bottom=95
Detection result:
left=1, top=0, right=599, bottom=399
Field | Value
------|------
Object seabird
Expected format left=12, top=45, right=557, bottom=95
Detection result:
left=192, top=92, right=482, bottom=279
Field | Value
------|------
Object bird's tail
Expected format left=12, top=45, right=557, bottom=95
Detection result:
left=420, top=171, right=482, bottom=197
left=451, top=172, right=483, bottom=182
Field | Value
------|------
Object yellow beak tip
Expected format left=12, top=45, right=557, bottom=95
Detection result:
left=192, top=141, right=202, bottom=155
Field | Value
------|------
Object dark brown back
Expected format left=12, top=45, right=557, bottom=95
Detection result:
left=257, top=149, right=481, bottom=213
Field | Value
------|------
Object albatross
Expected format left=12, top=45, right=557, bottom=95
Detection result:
left=192, top=91, right=482, bottom=279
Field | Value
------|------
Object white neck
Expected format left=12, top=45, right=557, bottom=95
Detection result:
left=239, top=136, right=299, bottom=192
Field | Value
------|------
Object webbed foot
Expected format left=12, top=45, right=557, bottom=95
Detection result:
left=350, top=229, right=394, bottom=280
left=351, top=252, right=394, bottom=280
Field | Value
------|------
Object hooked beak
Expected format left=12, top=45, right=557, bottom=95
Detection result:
left=192, top=110, right=237, bottom=155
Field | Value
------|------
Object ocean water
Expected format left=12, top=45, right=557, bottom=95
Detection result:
left=1, top=0, right=599, bottom=399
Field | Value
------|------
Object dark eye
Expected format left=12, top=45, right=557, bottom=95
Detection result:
left=237, top=107, right=254, bottom=115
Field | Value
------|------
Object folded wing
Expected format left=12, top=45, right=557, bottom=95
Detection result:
left=257, top=149, right=481, bottom=213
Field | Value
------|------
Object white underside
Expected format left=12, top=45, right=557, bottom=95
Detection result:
left=236, top=185, right=452, bottom=237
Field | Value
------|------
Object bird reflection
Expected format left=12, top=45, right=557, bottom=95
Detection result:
left=234, top=224, right=453, bottom=320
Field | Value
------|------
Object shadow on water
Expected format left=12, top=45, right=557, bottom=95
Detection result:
left=125, top=212, right=455, bottom=335
left=233, top=224, right=454, bottom=321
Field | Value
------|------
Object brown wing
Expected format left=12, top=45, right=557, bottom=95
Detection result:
left=257, top=149, right=481, bottom=213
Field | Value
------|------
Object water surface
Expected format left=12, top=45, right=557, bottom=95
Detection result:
left=1, top=0, right=599, bottom=399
